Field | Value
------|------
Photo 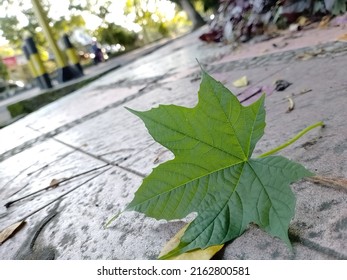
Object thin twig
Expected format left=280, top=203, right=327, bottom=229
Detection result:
left=4, top=164, right=109, bottom=208
left=1, top=167, right=112, bottom=231
left=305, top=176, right=347, bottom=192
left=298, top=89, right=312, bottom=95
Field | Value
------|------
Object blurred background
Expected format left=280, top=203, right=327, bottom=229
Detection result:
left=0, top=0, right=346, bottom=100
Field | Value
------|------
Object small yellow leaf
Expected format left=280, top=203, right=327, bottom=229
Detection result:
left=232, top=76, right=248, bottom=88
left=297, top=16, right=309, bottom=27
left=0, top=221, right=26, bottom=245
left=159, top=224, right=224, bottom=260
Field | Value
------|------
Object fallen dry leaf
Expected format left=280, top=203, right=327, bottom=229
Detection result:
left=297, top=49, right=324, bottom=61
left=297, top=16, right=310, bottom=27
left=0, top=221, right=26, bottom=245
left=49, top=179, right=60, bottom=188
left=232, top=76, right=248, bottom=88
left=159, top=223, right=223, bottom=260
left=297, top=53, right=314, bottom=61
left=286, top=97, right=295, bottom=113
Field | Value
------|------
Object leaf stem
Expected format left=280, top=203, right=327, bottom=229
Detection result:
left=258, top=121, right=325, bottom=158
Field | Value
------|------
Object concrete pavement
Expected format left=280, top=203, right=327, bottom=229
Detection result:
left=0, top=35, right=177, bottom=127
left=0, top=26, right=346, bottom=259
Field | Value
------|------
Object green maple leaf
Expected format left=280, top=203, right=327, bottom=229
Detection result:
left=125, top=71, right=313, bottom=258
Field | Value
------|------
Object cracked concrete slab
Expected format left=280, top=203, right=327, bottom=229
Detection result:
left=290, top=181, right=347, bottom=259
left=269, top=56, right=347, bottom=96
left=0, top=139, right=105, bottom=228
left=35, top=167, right=185, bottom=260
left=25, top=85, right=144, bottom=134
left=0, top=121, right=41, bottom=156
left=221, top=226, right=337, bottom=260
left=0, top=160, right=185, bottom=260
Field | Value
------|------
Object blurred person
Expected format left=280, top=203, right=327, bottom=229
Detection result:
left=91, top=41, right=103, bottom=65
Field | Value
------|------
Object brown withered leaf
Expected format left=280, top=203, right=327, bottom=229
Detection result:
left=297, top=16, right=310, bottom=27
left=0, top=221, right=26, bottom=245
left=49, top=178, right=61, bottom=188
left=158, top=223, right=223, bottom=260
left=319, top=16, right=331, bottom=28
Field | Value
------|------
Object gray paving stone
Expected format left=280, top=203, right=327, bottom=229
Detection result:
left=290, top=181, right=347, bottom=259
left=222, top=226, right=336, bottom=260
left=25, top=85, right=143, bottom=134
left=35, top=167, right=186, bottom=260
left=0, top=139, right=106, bottom=259
left=0, top=121, right=41, bottom=156
left=53, top=106, right=153, bottom=168
left=0, top=162, right=186, bottom=259
left=85, top=31, right=230, bottom=88
left=269, top=56, right=347, bottom=95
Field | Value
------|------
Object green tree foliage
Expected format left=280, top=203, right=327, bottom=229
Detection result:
left=124, top=0, right=191, bottom=43
left=53, top=15, right=86, bottom=36
left=69, top=0, right=112, bottom=21
left=94, top=23, right=137, bottom=47
left=0, top=0, right=196, bottom=53
left=0, top=0, right=86, bottom=51
left=0, top=59, right=9, bottom=81
left=0, top=10, right=43, bottom=49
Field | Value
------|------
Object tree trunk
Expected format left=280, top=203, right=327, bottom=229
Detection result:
left=179, top=0, right=205, bottom=29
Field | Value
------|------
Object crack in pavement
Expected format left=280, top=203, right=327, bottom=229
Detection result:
left=0, top=78, right=165, bottom=163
